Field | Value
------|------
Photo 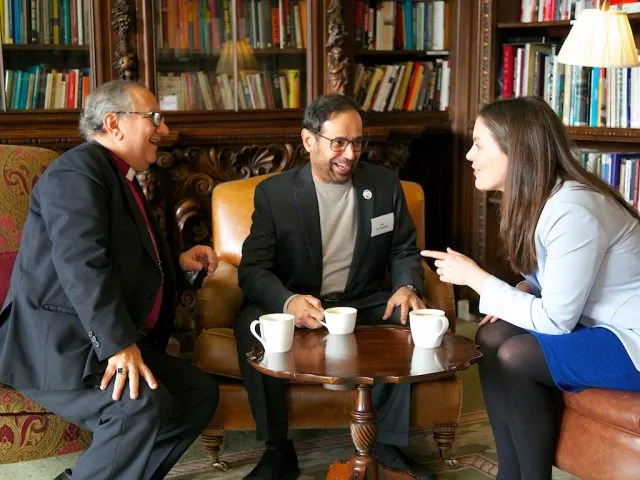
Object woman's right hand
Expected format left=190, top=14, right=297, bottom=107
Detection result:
left=478, top=281, right=533, bottom=326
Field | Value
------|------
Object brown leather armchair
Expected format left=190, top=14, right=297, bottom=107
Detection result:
left=194, top=173, right=462, bottom=470
left=555, top=389, right=640, bottom=479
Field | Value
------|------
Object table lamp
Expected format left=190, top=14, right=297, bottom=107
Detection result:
left=216, top=38, right=258, bottom=75
left=557, top=0, right=639, bottom=67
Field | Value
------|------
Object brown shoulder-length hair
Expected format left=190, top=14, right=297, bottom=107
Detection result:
left=478, top=96, right=640, bottom=274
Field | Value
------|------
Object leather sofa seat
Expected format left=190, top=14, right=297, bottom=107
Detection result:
left=555, top=388, right=640, bottom=479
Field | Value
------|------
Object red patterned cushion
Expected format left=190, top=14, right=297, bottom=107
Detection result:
left=0, top=252, right=16, bottom=305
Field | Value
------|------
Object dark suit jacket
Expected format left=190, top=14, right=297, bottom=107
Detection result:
left=0, top=142, right=178, bottom=390
left=238, top=162, right=423, bottom=313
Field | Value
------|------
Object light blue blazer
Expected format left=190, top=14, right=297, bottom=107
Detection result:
left=480, top=180, right=640, bottom=371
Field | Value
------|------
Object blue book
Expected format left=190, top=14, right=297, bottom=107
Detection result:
left=404, top=0, right=413, bottom=50
left=13, top=0, right=23, bottom=44
left=589, top=67, right=599, bottom=127
left=12, top=71, right=23, bottom=109
left=18, top=71, right=29, bottom=109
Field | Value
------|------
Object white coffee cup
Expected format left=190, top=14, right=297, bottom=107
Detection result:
left=318, top=307, right=357, bottom=335
left=409, top=308, right=449, bottom=348
left=411, top=347, right=446, bottom=375
left=325, top=333, right=358, bottom=360
left=250, top=313, right=295, bottom=353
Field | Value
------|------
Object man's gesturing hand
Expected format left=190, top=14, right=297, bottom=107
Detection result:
left=100, top=344, right=158, bottom=401
left=287, top=295, right=325, bottom=329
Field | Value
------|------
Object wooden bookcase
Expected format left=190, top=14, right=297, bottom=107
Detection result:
left=467, top=0, right=640, bottom=285
left=0, top=0, right=478, bottom=341
left=0, top=0, right=126, bottom=147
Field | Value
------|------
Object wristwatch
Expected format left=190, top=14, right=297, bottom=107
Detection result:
left=404, top=284, right=420, bottom=296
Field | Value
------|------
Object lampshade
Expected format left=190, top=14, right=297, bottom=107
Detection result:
left=556, top=8, right=640, bottom=67
left=216, top=39, right=258, bottom=75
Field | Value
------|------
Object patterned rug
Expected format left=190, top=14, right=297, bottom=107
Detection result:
left=166, top=409, right=576, bottom=480
left=167, top=410, right=498, bottom=480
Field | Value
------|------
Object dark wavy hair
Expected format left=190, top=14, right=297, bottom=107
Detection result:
left=478, top=96, right=640, bottom=273
left=302, top=94, right=363, bottom=133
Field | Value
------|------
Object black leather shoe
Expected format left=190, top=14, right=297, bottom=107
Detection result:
left=373, top=443, right=436, bottom=480
left=243, top=440, right=299, bottom=480
left=53, top=469, right=72, bottom=480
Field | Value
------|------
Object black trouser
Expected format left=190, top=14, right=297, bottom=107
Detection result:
left=18, top=345, right=219, bottom=480
left=235, top=291, right=411, bottom=446
left=475, top=321, right=563, bottom=480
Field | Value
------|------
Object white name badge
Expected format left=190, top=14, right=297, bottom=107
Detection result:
left=371, top=212, right=394, bottom=237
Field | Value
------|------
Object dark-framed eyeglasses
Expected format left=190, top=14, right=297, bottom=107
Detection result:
left=114, top=111, right=164, bottom=128
left=312, top=131, right=368, bottom=152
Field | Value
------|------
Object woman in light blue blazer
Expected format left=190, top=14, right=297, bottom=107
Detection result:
left=423, top=96, right=640, bottom=479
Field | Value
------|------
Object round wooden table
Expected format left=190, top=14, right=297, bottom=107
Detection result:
left=246, top=325, right=482, bottom=480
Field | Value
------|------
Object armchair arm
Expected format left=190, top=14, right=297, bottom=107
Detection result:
left=422, top=263, right=457, bottom=333
left=195, top=260, right=244, bottom=333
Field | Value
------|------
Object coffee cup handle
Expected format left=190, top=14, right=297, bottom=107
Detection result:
left=437, top=317, right=449, bottom=337
left=249, top=320, right=266, bottom=349
left=317, top=314, right=328, bottom=329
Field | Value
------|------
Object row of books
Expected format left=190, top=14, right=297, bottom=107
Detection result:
left=240, top=0, right=307, bottom=50
left=0, top=0, right=91, bottom=45
left=355, top=0, right=449, bottom=51
left=579, top=151, right=640, bottom=209
left=155, top=0, right=307, bottom=53
left=354, top=59, right=450, bottom=112
left=157, top=68, right=301, bottom=111
left=521, top=0, right=640, bottom=22
left=520, top=0, right=593, bottom=22
left=3, top=66, right=90, bottom=110
left=499, top=42, right=640, bottom=128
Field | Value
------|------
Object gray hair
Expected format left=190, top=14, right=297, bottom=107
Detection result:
left=79, top=80, right=140, bottom=141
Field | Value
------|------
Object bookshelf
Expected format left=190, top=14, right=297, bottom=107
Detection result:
left=151, top=0, right=311, bottom=112
left=344, top=0, right=452, bottom=115
left=0, top=0, right=96, bottom=112
left=0, top=0, right=473, bottom=336
left=0, top=1, right=118, bottom=147
left=470, top=0, right=640, bottom=284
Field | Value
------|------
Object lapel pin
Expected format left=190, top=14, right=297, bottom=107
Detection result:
left=363, top=189, right=372, bottom=200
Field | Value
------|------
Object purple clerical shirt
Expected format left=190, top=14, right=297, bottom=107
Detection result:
left=112, top=154, right=163, bottom=331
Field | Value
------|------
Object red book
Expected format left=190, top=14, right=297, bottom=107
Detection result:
left=271, top=6, right=280, bottom=47
left=501, top=44, right=516, bottom=99
left=66, top=70, right=76, bottom=109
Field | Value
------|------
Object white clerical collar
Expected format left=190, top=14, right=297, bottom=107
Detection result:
left=125, top=168, right=136, bottom=181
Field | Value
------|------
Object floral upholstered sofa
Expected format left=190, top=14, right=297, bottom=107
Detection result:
left=0, top=145, right=91, bottom=463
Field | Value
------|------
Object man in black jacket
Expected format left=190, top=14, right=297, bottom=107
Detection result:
left=0, top=80, right=218, bottom=479
left=236, top=94, right=435, bottom=480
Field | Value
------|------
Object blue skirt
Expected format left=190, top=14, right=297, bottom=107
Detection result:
left=532, top=324, right=640, bottom=392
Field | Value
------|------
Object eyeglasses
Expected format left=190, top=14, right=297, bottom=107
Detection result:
left=114, top=111, right=164, bottom=128
left=312, top=131, right=368, bottom=152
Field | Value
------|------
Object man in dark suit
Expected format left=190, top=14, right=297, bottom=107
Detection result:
left=236, top=94, right=435, bottom=480
left=0, top=80, right=219, bottom=480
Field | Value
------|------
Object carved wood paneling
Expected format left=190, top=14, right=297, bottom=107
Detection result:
left=478, top=0, right=494, bottom=107
left=111, top=0, right=137, bottom=81
left=140, top=138, right=413, bottom=332
left=364, top=142, right=410, bottom=171
left=326, top=0, right=349, bottom=94
left=474, top=0, right=494, bottom=265
left=139, top=142, right=308, bottom=331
